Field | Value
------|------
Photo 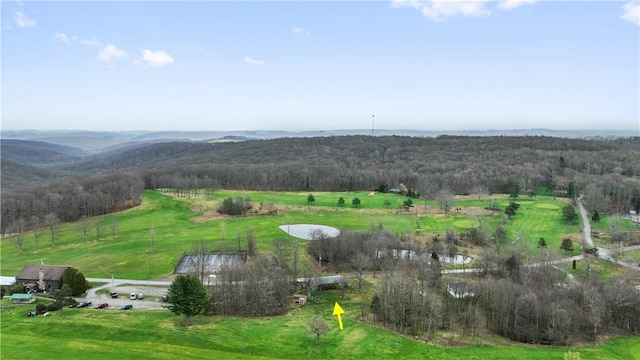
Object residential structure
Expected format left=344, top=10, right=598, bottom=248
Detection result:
left=15, top=265, right=71, bottom=293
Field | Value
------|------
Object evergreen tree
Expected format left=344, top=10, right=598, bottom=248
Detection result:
left=167, top=274, right=209, bottom=326
left=560, top=238, right=574, bottom=253
left=562, top=204, right=578, bottom=223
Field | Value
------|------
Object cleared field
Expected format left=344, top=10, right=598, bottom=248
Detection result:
left=1, top=191, right=637, bottom=359
left=1, top=296, right=638, bottom=360
left=0, top=190, right=582, bottom=279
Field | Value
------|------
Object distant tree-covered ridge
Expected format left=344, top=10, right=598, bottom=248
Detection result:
left=2, top=135, right=639, bottom=234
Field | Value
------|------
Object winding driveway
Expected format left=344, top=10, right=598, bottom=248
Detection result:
left=576, top=196, right=640, bottom=272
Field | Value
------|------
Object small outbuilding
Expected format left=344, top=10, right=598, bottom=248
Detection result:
left=292, top=294, right=308, bottom=305
left=10, top=293, right=35, bottom=304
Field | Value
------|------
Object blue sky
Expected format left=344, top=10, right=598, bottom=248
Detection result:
left=2, top=1, right=639, bottom=132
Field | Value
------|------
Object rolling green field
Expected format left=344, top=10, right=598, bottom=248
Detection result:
left=2, top=293, right=639, bottom=360
left=1, top=190, right=638, bottom=359
left=1, top=191, right=582, bottom=279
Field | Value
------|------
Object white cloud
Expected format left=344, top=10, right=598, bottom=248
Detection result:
left=392, top=0, right=536, bottom=20
left=55, top=33, right=75, bottom=44
left=392, top=0, right=491, bottom=20
left=293, top=27, right=311, bottom=36
left=142, top=49, right=174, bottom=66
left=244, top=56, right=265, bottom=65
left=497, top=0, right=536, bottom=11
left=56, top=33, right=102, bottom=47
left=15, top=11, right=36, bottom=28
left=99, top=44, right=128, bottom=61
left=621, top=2, right=640, bottom=25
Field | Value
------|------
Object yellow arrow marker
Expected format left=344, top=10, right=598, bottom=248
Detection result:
left=333, top=302, right=345, bottom=330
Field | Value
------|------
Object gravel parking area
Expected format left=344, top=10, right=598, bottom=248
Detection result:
left=77, top=285, right=169, bottom=311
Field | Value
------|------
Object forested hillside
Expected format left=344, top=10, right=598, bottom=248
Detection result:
left=2, top=135, right=639, bottom=234
left=1, top=139, right=87, bottom=165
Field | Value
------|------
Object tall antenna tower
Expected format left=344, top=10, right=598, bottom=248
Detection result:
left=372, top=114, right=375, bottom=136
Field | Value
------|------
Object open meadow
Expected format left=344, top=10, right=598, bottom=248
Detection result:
left=2, top=190, right=638, bottom=359
left=1, top=190, right=583, bottom=279
left=1, top=289, right=639, bottom=360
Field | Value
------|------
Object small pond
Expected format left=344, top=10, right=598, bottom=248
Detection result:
left=278, top=224, right=340, bottom=240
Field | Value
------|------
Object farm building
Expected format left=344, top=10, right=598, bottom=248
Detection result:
left=447, top=281, right=475, bottom=299
left=15, top=265, right=71, bottom=293
left=297, top=275, right=346, bottom=291
left=10, top=293, right=35, bottom=303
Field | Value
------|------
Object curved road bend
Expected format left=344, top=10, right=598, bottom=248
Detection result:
left=576, top=196, right=640, bottom=272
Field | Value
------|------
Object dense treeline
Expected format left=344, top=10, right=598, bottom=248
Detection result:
left=134, top=136, right=640, bottom=213
left=1, top=172, right=143, bottom=235
left=209, top=255, right=293, bottom=317
left=3, top=135, right=640, bottom=233
left=310, top=229, right=640, bottom=344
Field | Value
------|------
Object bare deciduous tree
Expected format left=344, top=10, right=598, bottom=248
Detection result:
left=189, top=239, right=213, bottom=283
left=30, top=215, right=41, bottom=250
left=8, top=218, right=26, bottom=255
left=44, top=212, right=60, bottom=247
left=470, top=184, right=489, bottom=200
left=436, top=189, right=455, bottom=217
left=308, top=317, right=330, bottom=342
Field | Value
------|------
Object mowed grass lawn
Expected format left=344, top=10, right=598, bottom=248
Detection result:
left=1, top=191, right=637, bottom=359
left=1, top=296, right=638, bottom=360
left=1, top=190, right=582, bottom=279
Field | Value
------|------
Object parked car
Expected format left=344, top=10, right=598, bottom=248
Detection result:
left=110, top=291, right=118, bottom=299
left=119, top=304, right=133, bottom=310
left=95, top=303, right=108, bottom=309
left=130, top=292, right=137, bottom=300
left=76, top=301, right=92, bottom=308
left=137, top=293, right=144, bottom=300
left=162, top=294, right=169, bottom=302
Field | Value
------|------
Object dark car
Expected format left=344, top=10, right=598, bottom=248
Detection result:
left=162, top=294, right=169, bottom=302
left=110, top=291, right=118, bottom=299
left=77, top=301, right=92, bottom=308
left=95, top=303, right=108, bottom=309
left=119, top=304, right=133, bottom=310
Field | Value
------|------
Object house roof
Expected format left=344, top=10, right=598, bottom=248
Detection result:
left=10, top=293, right=34, bottom=300
left=16, top=265, right=71, bottom=282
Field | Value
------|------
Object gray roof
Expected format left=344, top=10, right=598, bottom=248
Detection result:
left=16, top=265, right=71, bottom=282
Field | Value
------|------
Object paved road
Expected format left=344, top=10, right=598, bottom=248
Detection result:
left=575, top=197, right=640, bottom=272
left=86, top=278, right=172, bottom=287
left=576, top=196, right=595, bottom=248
